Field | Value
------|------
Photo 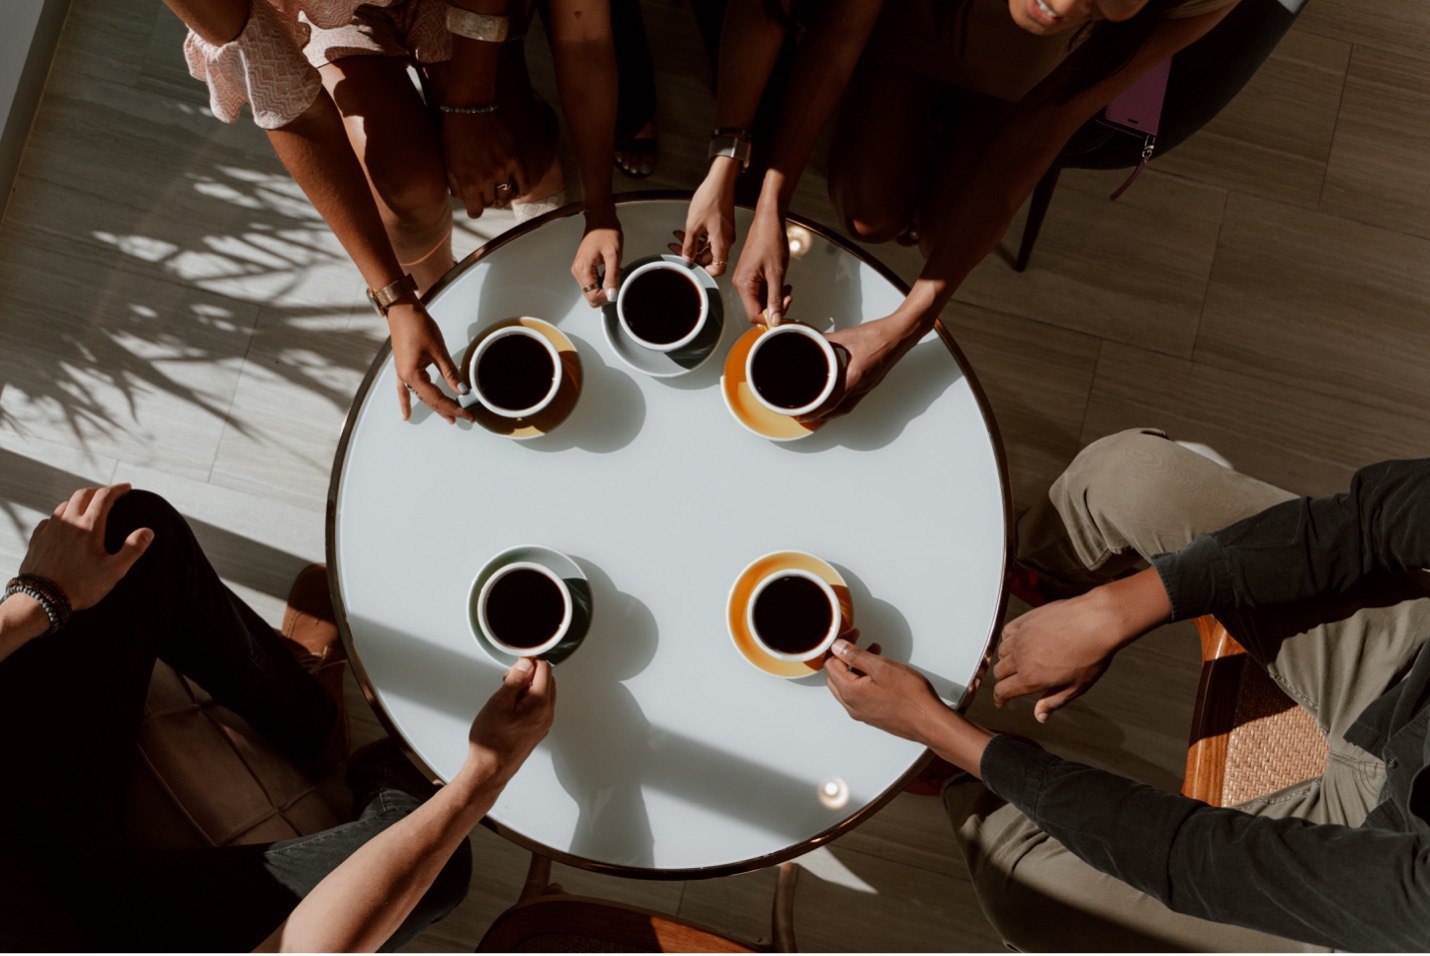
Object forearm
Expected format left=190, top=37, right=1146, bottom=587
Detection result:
left=980, top=735, right=1430, bottom=950
left=0, top=594, right=50, bottom=666
left=549, top=2, right=617, bottom=212
left=264, top=96, right=405, bottom=293
left=445, top=0, right=508, bottom=108
left=757, top=0, right=883, bottom=217
left=920, top=707, right=996, bottom=779
left=714, top=0, right=786, bottom=131
left=1156, top=459, right=1430, bottom=620
left=255, top=757, right=505, bottom=953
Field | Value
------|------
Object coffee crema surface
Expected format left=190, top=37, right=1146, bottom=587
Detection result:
left=477, top=334, right=556, bottom=411
left=750, top=333, right=828, bottom=410
left=484, top=568, right=565, bottom=648
left=623, top=269, right=703, bottom=345
left=752, top=575, right=834, bottom=654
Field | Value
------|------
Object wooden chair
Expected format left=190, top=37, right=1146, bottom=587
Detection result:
left=477, top=853, right=800, bottom=953
left=1182, top=615, right=1328, bottom=806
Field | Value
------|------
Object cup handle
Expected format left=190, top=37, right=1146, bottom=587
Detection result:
left=458, top=389, right=479, bottom=410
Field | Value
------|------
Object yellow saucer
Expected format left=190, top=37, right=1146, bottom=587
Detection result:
left=720, top=327, right=824, bottom=442
left=460, top=317, right=581, bottom=440
left=727, top=550, right=854, bottom=679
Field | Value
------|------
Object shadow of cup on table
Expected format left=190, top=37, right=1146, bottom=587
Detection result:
left=547, top=556, right=661, bottom=867
left=784, top=339, right=962, bottom=455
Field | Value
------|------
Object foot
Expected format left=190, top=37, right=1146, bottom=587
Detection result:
left=281, top=563, right=349, bottom=774
left=614, top=119, right=658, bottom=179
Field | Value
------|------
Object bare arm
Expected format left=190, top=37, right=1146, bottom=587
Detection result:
left=548, top=0, right=624, bottom=307
left=815, top=4, right=1239, bottom=418
left=731, top=0, right=885, bottom=324
left=255, top=659, right=555, bottom=953
left=163, top=0, right=472, bottom=423
left=678, top=0, right=791, bottom=274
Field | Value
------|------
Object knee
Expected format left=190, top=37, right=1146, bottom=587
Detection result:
left=828, top=165, right=912, bottom=244
left=104, top=489, right=187, bottom=555
left=370, top=165, right=449, bottom=232
left=1058, top=428, right=1174, bottom=503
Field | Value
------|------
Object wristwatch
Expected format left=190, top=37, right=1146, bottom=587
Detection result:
left=707, top=128, right=753, bottom=171
left=367, top=274, right=419, bottom=318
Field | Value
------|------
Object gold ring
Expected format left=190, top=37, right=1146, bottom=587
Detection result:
left=581, top=283, right=599, bottom=293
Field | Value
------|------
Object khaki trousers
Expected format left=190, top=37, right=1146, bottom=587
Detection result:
left=949, top=428, right=1430, bottom=952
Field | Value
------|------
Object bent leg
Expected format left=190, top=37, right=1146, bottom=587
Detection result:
left=319, top=55, right=454, bottom=292
left=945, top=779, right=1325, bottom=952
left=827, top=61, right=939, bottom=244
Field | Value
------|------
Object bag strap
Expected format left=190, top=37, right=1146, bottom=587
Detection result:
left=1101, top=57, right=1171, bottom=201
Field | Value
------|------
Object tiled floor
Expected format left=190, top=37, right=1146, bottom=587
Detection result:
left=2, top=0, right=1428, bottom=949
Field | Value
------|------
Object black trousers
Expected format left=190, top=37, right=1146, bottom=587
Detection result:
left=0, top=491, right=469, bottom=952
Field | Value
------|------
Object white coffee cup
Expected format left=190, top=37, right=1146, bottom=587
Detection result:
left=462, top=326, right=562, bottom=418
left=746, top=568, right=841, bottom=663
left=616, top=260, right=710, bottom=353
left=744, top=323, right=840, bottom=417
left=475, top=561, right=573, bottom=658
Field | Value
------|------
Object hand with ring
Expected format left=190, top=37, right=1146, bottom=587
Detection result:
left=387, top=300, right=474, bottom=424
left=572, top=203, right=623, bottom=308
left=441, top=109, right=527, bottom=217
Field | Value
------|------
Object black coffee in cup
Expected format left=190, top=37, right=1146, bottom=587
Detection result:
left=622, top=268, right=703, bottom=345
left=752, top=574, right=835, bottom=655
left=484, top=568, right=566, bottom=649
left=477, top=333, right=556, bottom=412
left=750, top=332, right=829, bottom=410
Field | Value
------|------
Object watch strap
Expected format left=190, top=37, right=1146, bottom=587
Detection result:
left=367, top=274, right=419, bottom=317
left=708, top=128, right=753, bottom=170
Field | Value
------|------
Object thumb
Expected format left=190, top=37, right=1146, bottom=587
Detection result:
left=1034, top=686, right=1079, bottom=723
left=112, top=527, right=155, bottom=578
left=602, top=249, right=621, bottom=304
left=503, top=657, right=537, bottom=690
left=680, top=227, right=699, bottom=262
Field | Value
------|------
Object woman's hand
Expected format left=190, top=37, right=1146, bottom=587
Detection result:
left=20, top=484, right=154, bottom=612
left=388, top=302, right=473, bottom=424
left=572, top=205, right=623, bottom=308
left=804, top=313, right=925, bottom=421
left=732, top=207, right=792, bottom=326
left=465, top=657, right=556, bottom=787
left=442, top=112, right=528, bottom=218
left=673, top=159, right=740, bottom=276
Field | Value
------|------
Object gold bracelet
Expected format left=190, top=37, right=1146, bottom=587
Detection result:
left=445, top=5, right=522, bottom=42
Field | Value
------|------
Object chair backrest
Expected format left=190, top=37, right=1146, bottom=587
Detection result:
left=1062, top=0, right=1308, bottom=170
left=476, top=897, right=762, bottom=953
left=1183, top=616, right=1328, bottom=806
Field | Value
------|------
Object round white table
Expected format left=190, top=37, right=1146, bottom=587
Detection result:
left=327, top=193, right=1010, bottom=878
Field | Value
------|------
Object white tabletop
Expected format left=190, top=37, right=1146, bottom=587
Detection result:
left=328, top=195, right=1010, bottom=877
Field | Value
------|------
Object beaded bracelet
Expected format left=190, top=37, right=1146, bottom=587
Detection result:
left=2, top=574, right=73, bottom=636
left=438, top=102, right=500, bottom=115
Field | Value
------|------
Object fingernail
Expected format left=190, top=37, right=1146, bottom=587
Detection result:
left=457, top=382, right=470, bottom=395
left=770, top=311, right=782, bottom=326
left=604, top=287, right=617, bottom=301
left=514, top=657, right=534, bottom=673
left=832, top=639, right=852, bottom=656
left=1036, top=712, right=1048, bottom=723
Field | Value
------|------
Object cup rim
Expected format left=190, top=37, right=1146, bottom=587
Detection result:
left=615, top=260, right=709, bottom=353
left=744, top=323, right=839, bottom=417
left=745, top=567, right=841, bottom=662
left=469, top=326, right=563, bottom=419
left=476, top=560, right=573, bottom=657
